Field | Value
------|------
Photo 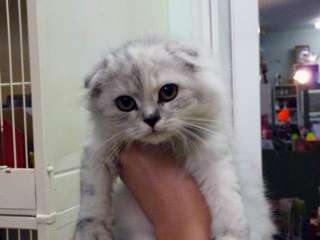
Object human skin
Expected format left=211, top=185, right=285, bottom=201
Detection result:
left=119, top=143, right=211, bottom=240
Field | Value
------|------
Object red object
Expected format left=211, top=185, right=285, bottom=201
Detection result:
left=0, top=120, right=26, bottom=168
left=278, top=108, right=290, bottom=123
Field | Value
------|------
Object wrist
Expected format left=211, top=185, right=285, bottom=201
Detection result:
left=155, top=220, right=210, bottom=240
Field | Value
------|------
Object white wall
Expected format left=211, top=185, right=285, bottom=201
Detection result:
left=261, top=28, right=320, bottom=82
left=28, top=0, right=169, bottom=238
left=168, top=0, right=232, bottom=89
left=260, top=28, right=320, bottom=122
left=168, top=0, right=194, bottom=40
left=35, top=0, right=169, bottom=168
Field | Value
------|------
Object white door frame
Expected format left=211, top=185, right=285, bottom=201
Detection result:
left=27, top=0, right=52, bottom=238
left=193, top=0, right=261, bottom=174
left=206, top=0, right=262, bottom=174
left=169, top=0, right=262, bottom=174
left=198, top=0, right=262, bottom=174
left=229, top=0, right=262, bottom=175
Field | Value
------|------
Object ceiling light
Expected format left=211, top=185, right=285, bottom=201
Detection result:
left=314, top=20, right=320, bottom=29
left=294, top=69, right=312, bottom=84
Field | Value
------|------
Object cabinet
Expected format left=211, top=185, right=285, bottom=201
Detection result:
left=272, top=84, right=299, bottom=125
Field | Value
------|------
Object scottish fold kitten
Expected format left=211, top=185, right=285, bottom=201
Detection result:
left=75, top=38, right=275, bottom=240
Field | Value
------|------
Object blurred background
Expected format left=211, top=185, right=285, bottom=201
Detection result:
left=259, top=0, right=320, bottom=239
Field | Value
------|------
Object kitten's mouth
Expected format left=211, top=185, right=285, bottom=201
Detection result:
left=141, top=129, right=172, bottom=144
left=144, top=129, right=162, bottom=137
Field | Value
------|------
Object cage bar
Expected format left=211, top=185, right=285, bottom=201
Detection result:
left=0, top=82, right=31, bottom=87
left=0, top=74, right=4, bottom=165
left=5, top=0, right=17, bottom=168
left=0, top=228, right=37, bottom=240
left=17, top=0, right=29, bottom=168
left=1, top=0, right=33, bottom=169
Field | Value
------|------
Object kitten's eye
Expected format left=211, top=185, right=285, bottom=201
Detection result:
left=115, top=96, right=137, bottom=112
left=159, top=84, right=178, bottom=103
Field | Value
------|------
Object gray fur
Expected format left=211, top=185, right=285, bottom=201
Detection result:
left=76, top=217, right=95, bottom=230
left=75, top=38, right=276, bottom=240
left=81, top=182, right=96, bottom=196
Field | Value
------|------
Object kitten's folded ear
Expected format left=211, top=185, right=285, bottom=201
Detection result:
left=84, top=59, right=108, bottom=97
left=165, top=41, right=200, bottom=71
left=84, top=59, right=108, bottom=88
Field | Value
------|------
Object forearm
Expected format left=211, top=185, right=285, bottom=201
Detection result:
left=79, top=146, right=112, bottom=218
left=155, top=221, right=210, bottom=240
left=153, top=177, right=211, bottom=240
left=120, top=144, right=211, bottom=240
left=75, top=145, right=114, bottom=240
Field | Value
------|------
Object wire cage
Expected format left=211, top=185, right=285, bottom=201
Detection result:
left=0, top=229, right=37, bottom=240
left=0, top=0, right=36, bottom=237
left=0, top=0, right=34, bottom=170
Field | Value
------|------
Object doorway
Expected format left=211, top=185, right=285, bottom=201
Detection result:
left=259, top=0, right=320, bottom=239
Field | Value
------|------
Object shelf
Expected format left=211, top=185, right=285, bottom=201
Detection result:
left=275, top=95, right=297, bottom=99
left=275, top=84, right=296, bottom=88
left=276, top=108, right=297, bottom=112
left=275, top=121, right=298, bottom=125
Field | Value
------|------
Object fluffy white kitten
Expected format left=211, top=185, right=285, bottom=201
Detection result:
left=75, top=38, right=275, bottom=240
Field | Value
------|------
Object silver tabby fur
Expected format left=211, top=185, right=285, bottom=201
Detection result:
left=75, top=38, right=276, bottom=240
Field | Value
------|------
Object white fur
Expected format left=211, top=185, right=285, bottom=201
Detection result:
left=75, top=38, right=275, bottom=240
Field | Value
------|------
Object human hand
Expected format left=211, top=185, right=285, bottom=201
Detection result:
left=119, top=143, right=211, bottom=240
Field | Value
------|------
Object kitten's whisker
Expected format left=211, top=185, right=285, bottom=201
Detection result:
left=176, top=129, right=200, bottom=155
left=183, top=121, right=226, bottom=139
left=181, top=118, right=228, bottom=131
left=105, top=138, right=127, bottom=161
left=178, top=118, right=224, bottom=130
left=186, top=120, right=222, bottom=128
left=180, top=117, right=223, bottom=124
left=104, top=146, right=122, bottom=165
left=182, top=122, right=218, bottom=137
left=180, top=126, right=209, bottom=147
left=93, top=131, right=124, bottom=153
left=174, top=129, right=189, bottom=155
left=186, top=121, right=219, bottom=131
left=92, top=131, right=126, bottom=163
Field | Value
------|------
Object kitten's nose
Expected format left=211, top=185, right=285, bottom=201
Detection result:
left=143, top=111, right=161, bottom=128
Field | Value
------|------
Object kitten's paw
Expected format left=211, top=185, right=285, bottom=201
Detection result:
left=74, top=217, right=113, bottom=240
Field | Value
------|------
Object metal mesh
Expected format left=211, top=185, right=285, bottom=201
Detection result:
left=0, top=229, right=37, bottom=240
left=0, top=0, right=33, bottom=169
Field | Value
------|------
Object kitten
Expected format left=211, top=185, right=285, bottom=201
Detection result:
left=75, top=38, right=275, bottom=240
